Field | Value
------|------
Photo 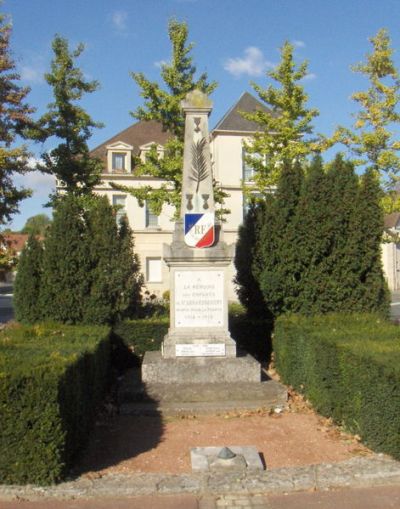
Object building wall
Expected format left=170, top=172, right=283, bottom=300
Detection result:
left=382, top=241, right=400, bottom=291
left=95, top=132, right=248, bottom=301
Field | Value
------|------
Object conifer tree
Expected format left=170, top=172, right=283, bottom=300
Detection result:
left=111, top=19, right=227, bottom=217
left=242, top=41, right=320, bottom=193
left=258, top=160, right=304, bottom=315
left=292, top=155, right=332, bottom=314
left=82, top=196, right=121, bottom=324
left=14, top=234, right=43, bottom=323
left=335, top=28, right=400, bottom=193
left=40, top=195, right=91, bottom=323
left=116, top=216, right=143, bottom=319
left=0, top=13, right=35, bottom=224
left=234, top=200, right=269, bottom=317
left=349, top=168, right=390, bottom=314
left=34, top=35, right=103, bottom=197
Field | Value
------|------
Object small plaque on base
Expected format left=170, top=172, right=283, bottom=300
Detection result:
left=176, top=343, right=226, bottom=357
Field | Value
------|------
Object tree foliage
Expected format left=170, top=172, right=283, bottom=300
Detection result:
left=111, top=19, right=227, bottom=218
left=34, top=35, right=103, bottom=197
left=14, top=234, right=43, bottom=323
left=21, top=214, right=51, bottom=235
left=236, top=155, right=390, bottom=318
left=0, top=13, right=35, bottom=225
left=335, top=29, right=400, bottom=191
left=24, top=195, right=143, bottom=325
left=241, top=41, right=320, bottom=192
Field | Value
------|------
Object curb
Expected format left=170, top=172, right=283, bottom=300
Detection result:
left=1, top=454, right=399, bottom=501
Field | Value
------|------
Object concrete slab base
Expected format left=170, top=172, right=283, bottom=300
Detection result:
left=141, top=350, right=260, bottom=384
left=191, top=446, right=264, bottom=472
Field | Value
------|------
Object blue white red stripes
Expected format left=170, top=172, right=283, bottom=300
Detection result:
left=184, top=213, right=215, bottom=248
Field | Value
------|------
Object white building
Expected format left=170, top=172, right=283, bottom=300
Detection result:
left=382, top=212, right=400, bottom=291
left=90, top=92, right=268, bottom=300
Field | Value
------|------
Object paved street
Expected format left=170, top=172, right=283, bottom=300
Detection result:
left=0, top=283, right=14, bottom=323
left=391, top=291, right=400, bottom=322
left=1, top=485, right=400, bottom=509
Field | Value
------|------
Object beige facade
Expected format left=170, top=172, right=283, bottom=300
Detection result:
left=89, top=93, right=267, bottom=301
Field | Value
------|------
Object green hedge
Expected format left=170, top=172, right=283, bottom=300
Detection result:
left=0, top=323, right=111, bottom=485
left=113, top=314, right=272, bottom=364
left=274, top=313, right=400, bottom=459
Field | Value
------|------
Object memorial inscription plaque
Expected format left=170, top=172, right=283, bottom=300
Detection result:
left=175, top=270, right=224, bottom=328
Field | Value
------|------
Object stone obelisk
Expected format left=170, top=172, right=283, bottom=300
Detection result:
left=141, top=90, right=260, bottom=384
left=162, top=89, right=236, bottom=359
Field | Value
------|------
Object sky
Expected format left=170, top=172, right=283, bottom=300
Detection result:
left=5, top=0, right=400, bottom=230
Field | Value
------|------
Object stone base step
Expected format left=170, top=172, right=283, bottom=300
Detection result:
left=141, top=350, right=261, bottom=384
left=118, top=369, right=288, bottom=416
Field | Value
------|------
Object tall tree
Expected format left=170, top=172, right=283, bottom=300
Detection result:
left=40, top=195, right=91, bottom=323
left=116, top=215, right=143, bottom=319
left=234, top=200, right=269, bottom=317
left=35, top=35, right=103, bottom=197
left=242, top=41, right=320, bottom=193
left=258, top=160, right=304, bottom=316
left=0, top=13, right=35, bottom=224
left=335, top=29, right=400, bottom=193
left=21, top=213, right=51, bottom=235
left=348, top=168, right=390, bottom=314
left=14, top=234, right=43, bottom=323
left=111, top=19, right=227, bottom=217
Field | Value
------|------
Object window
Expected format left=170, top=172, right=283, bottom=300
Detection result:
left=112, top=152, right=126, bottom=171
left=242, top=148, right=255, bottom=182
left=146, top=257, right=162, bottom=282
left=145, top=203, right=159, bottom=228
left=243, top=149, right=266, bottom=182
left=112, top=194, right=127, bottom=224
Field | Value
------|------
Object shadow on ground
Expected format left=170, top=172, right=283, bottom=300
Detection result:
left=72, top=335, right=165, bottom=477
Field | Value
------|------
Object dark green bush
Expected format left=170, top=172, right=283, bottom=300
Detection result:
left=274, top=313, right=400, bottom=459
left=112, top=318, right=168, bottom=363
left=0, top=323, right=110, bottom=485
left=113, top=312, right=273, bottom=364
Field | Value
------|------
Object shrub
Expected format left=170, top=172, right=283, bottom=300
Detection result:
left=0, top=323, right=110, bottom=485
left=274, top=313, right=400, bottom=459
left=14, top=234, right=43, bottom=323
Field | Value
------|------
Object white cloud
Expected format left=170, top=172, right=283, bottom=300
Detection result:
left=20, top=65, right=45, bottom=84
left=302, top=73, right=317, bottom=81
left=154, top=59, right=168, bottom=69
left=112, top=10, right=128, bottom=32
left=224, top=47, right=274, bottom=78
left=293, top=40, right=306, bottom=48
left=14, top=160, right=56, bottom=198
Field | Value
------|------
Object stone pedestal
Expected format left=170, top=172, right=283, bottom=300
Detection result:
left=161, top=220, right=236, bottom=359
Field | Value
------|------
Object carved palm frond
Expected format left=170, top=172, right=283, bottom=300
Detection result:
left=189, top=137, right=209, bottom=193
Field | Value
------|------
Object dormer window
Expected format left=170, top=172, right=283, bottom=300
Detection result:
left=106, top=141, right=133, bottom=173
left=139, top=142, right=164, bottom=164
left=112, top=152, right=126, bottom=171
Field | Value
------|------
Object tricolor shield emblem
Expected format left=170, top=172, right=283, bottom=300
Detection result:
left=184, top=213, right=215, bottom=248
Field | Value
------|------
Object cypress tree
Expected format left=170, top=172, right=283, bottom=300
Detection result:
left=14, top=234, right=43, bottom=323
left=322, top=154, right=359, bottom=312
left=349, top=168, right=390, bottom=314
left=83, top=196, right=122, bottom=324
left=40, top=195, right=91, bottom=323
left=294, top=156, right=333, bottom=314
left=116, top=216, right=143, bottom=320
left=259, top=160, right=304, bottom=316
left=234, top=200, right=269, bottom=317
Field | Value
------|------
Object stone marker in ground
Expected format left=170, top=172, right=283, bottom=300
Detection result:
left=137, top=90, right=286, bottom=413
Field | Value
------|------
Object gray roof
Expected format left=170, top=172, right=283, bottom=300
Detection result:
left=213, top=92, right=271, bottom=133
left=90, top=120, right=170, bottom=166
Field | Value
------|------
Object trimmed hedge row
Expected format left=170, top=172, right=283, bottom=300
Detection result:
left=113, top=314, right=273, bottom=364
left=274, top=313, right=400, bottom=459
left=0, top=323, right=111, bottom=485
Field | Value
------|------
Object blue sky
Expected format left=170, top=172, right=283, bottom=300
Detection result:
left=5, top=0, right=400, bottom=230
